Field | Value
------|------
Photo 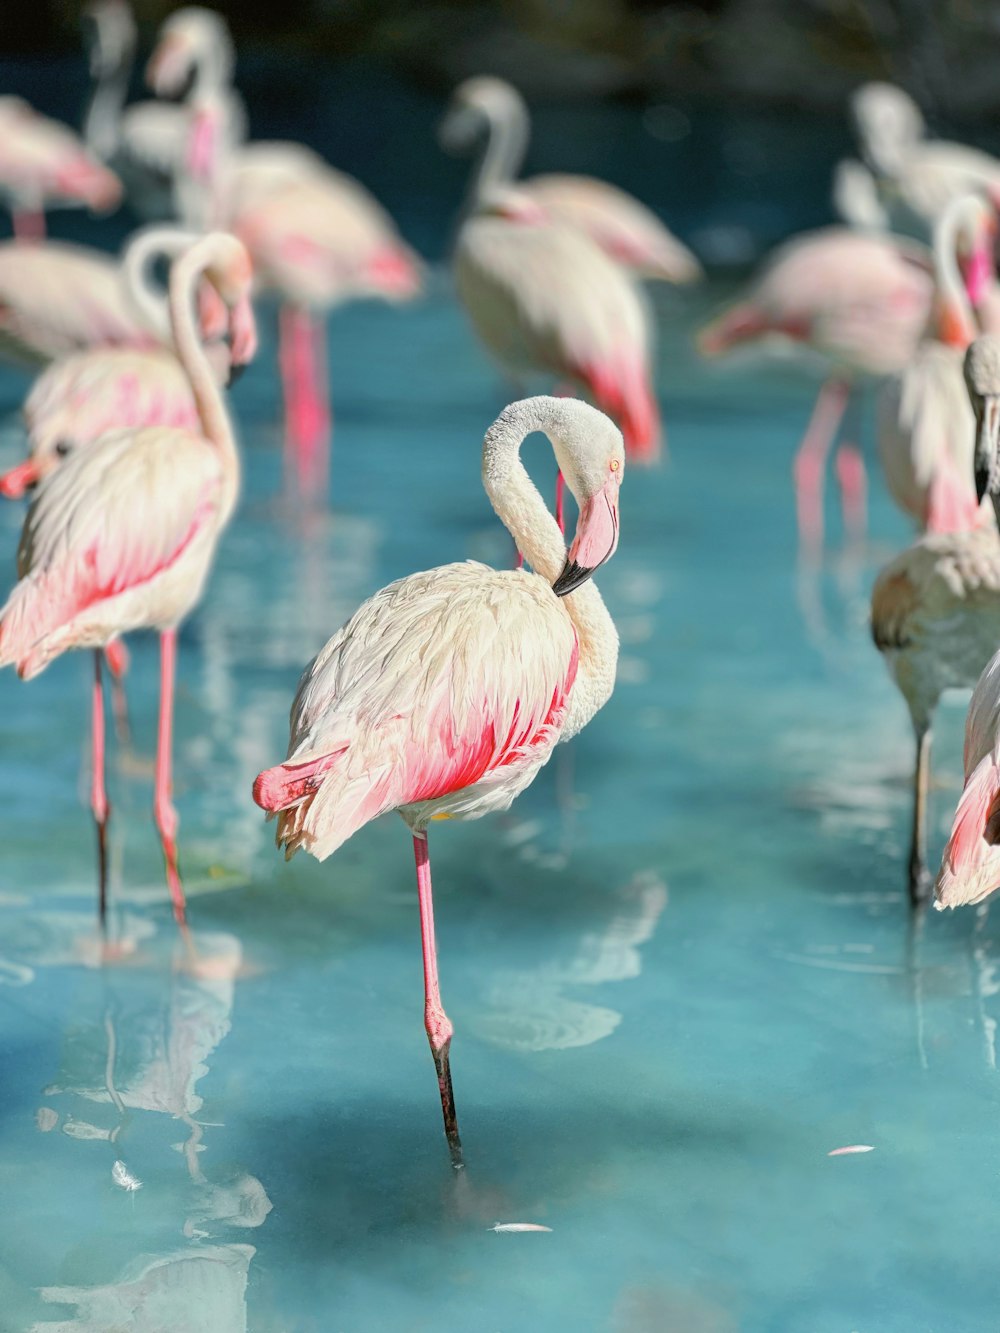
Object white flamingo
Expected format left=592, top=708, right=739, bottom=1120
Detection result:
left=253, top=395, right=624, bottom=1165
left=0, top=232, right=256, bottom=926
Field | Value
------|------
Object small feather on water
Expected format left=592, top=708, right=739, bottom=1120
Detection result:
left=111, top=1159, right=142, bottom=1191
left=827, top=1145, right=875, bottom=1156
left=489, top=1222, right=552, bottom=1233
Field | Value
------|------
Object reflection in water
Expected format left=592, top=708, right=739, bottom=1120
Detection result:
left=30, top=1244, right=256, bottom=1333
left=11, top=908, right=271, bottom=1333
left=473, top=872, right=667, bottom=1052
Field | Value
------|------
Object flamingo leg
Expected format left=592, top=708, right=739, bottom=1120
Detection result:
left=412, top=831, right=463, bottom=1169
left=11, top=209, right=45, bottom=243
left=909, top=725, right=933, bottom=908
left=154, top=628, right=187, bottom=927
left=92, top=650, right=110, bottom=927
left=834, top=386, right=867, bottom=543
left=103, top=637, right=131, bottom=747
left=279, top=304, right=331, bottom=496
left=792, top=377, right=851, bottom=554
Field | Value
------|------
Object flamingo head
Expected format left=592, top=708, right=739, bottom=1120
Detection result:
left=966, top=335, right=1000, bottom=514
left=547, top=400, right=624, bottom=596
left=82, top=0, right=136, bottom=79
left=439, top=76, right=528, bottom=155
left=197, top=233, right=257, bottom=375
left=147, top=7, right=234, bottom=99
left=850, top=82, right=924, bottom=177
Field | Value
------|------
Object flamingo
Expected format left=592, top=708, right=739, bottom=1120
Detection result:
left=877, top=195, right=1000, bottom=533
left=0, top=227, right=239, bottom=498
left=934, top=335, right=1000, bottom=908
left=440, top=76, right=702, bottom=283
left=0, top=96, right=120, bottom=241
left=253, top=394, right=624, bottom=1165
left=851, top=83, right=1000, bottom=237
left=453, top=187, right=660, bottom=468
left=83, top=1, right=243, bottom=226
left=0, top=231, right=256, bottom=926
left=697, top=227, right=935, bottom=550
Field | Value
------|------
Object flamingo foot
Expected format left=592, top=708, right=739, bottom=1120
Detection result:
left=430, top=1034, right=464, bottom=1171
left=835, top=444, right=868, bottom=543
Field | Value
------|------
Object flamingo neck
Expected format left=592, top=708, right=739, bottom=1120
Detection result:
left=470, top=96, right=530, bottom=205
left=83, top=21, right=133, bottom=161
left=169, top=244, right=238, bottom=490
left=122, top=226, right=201, bottom=343
left=482, top=397, right=619, bottom=738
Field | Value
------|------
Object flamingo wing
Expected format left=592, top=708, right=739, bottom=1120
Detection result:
left=254, top=563, right=579, bottom=860
left=1, top=426, right=223, bottom=675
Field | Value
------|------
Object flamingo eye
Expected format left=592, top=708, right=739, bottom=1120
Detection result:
left=610, top=459, right=620, bottom=473
left=54, top=441, right=72, bottom=458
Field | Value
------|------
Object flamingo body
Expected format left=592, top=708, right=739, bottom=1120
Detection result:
left=256, top=563, right=580, bottom=860
left=455, top=209, right=659, bottom=458
left=0, top=96, right=120, bottom=224
left=937, top=651, right=1000, bottom=908
left=0, top=424, right=232, bottom=679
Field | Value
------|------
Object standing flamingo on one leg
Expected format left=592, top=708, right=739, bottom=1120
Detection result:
left=253, top=395, right=624, bottom=1166
left=697, top=228, right=934, bottom=552
left=0, top=232, right=256, bottom=926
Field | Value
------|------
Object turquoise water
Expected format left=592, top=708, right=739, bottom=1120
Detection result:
left=0, top=62, right=999, bottom=1333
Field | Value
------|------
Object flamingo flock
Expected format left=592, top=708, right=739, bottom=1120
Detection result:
left=5, top=4, right=1000, bottom=1167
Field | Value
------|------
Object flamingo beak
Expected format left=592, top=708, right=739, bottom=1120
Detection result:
left=227, top=294, right=257, bottom=376
left=974, top=395, right=1000, bottom=508
left=552, top=473, right=620, bottom=597
left=0, top=457, right=40, bottom=499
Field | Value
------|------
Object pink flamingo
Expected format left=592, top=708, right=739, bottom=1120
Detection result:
left=253, top=395, right=624, bottom=1165
left=935, top=335, right=1000, bottom=908
left=0, top=232, right=256, bottom=926
left=231, top=169, right=422, bottom=491
left=877, top=195, right=1000, bottom=534
left=698, top=228, right=935, bottom=551
left=453, top=187, right=660, bottom=464
left=0, top=96, right=120, bottom=241
left=440, top=76, right=702, bottom=284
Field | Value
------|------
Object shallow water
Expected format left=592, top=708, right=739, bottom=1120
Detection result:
left=0, top=63, right=999, bottom=1333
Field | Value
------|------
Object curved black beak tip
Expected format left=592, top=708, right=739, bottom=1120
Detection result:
left=552, top=559, right=595, bottom=598
left=227, top=360, right=247, bottom=388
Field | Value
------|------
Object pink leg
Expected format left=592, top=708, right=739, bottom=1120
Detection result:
left=92, top=651, right=110, bottom=927
left=11, top=209, right=45, bottom=242
left=792, top=377, right=851, bottom=553
left=555, top=470, right=565, bottom=535
left=154, top=629, right=187, bottom=927
left=835, top=443, right=868, bottom=543
left=104, top=637, right=131, bottom=746
left=413, top=831, right=463, bottom=1169
left=279, top=305, right=331, bottom=496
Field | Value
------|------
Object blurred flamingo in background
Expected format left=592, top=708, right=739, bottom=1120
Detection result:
left=851, top=83, right=1000, bottom=237
left=453, top=187, right=660, bottom=471
left=83, top=1, right=243, bottom=225
left=254, top=395, right=624, bottom=1166
left=697, top=226, right=934, bottom=552
left=440, top=76, right=702, bottom=284
left=877, top=194, right=1000, bottom=533
left=0, top=96, right=120, bottom=241
left=0, top=232, right=256, bottom=927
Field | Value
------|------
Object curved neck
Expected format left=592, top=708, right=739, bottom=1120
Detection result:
left=122, top=227, right=202, bottom=341
left=934, top=206, right=978, bottom=347
left=169, top=245, right=237, bottom=479
left=469, top=97, right=529, bottom=206
left=482, top=399, right=619, bottom=735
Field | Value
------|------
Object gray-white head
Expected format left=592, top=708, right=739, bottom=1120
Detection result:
left=146, top=6, right=234, bottom=98
left=439, top=76, right=529, bottom=155
left=850, top=82, right=925, bottom=176
left=83, top=0, right=137, bottom=79
left=965, top=335, right=1000, bottom=511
